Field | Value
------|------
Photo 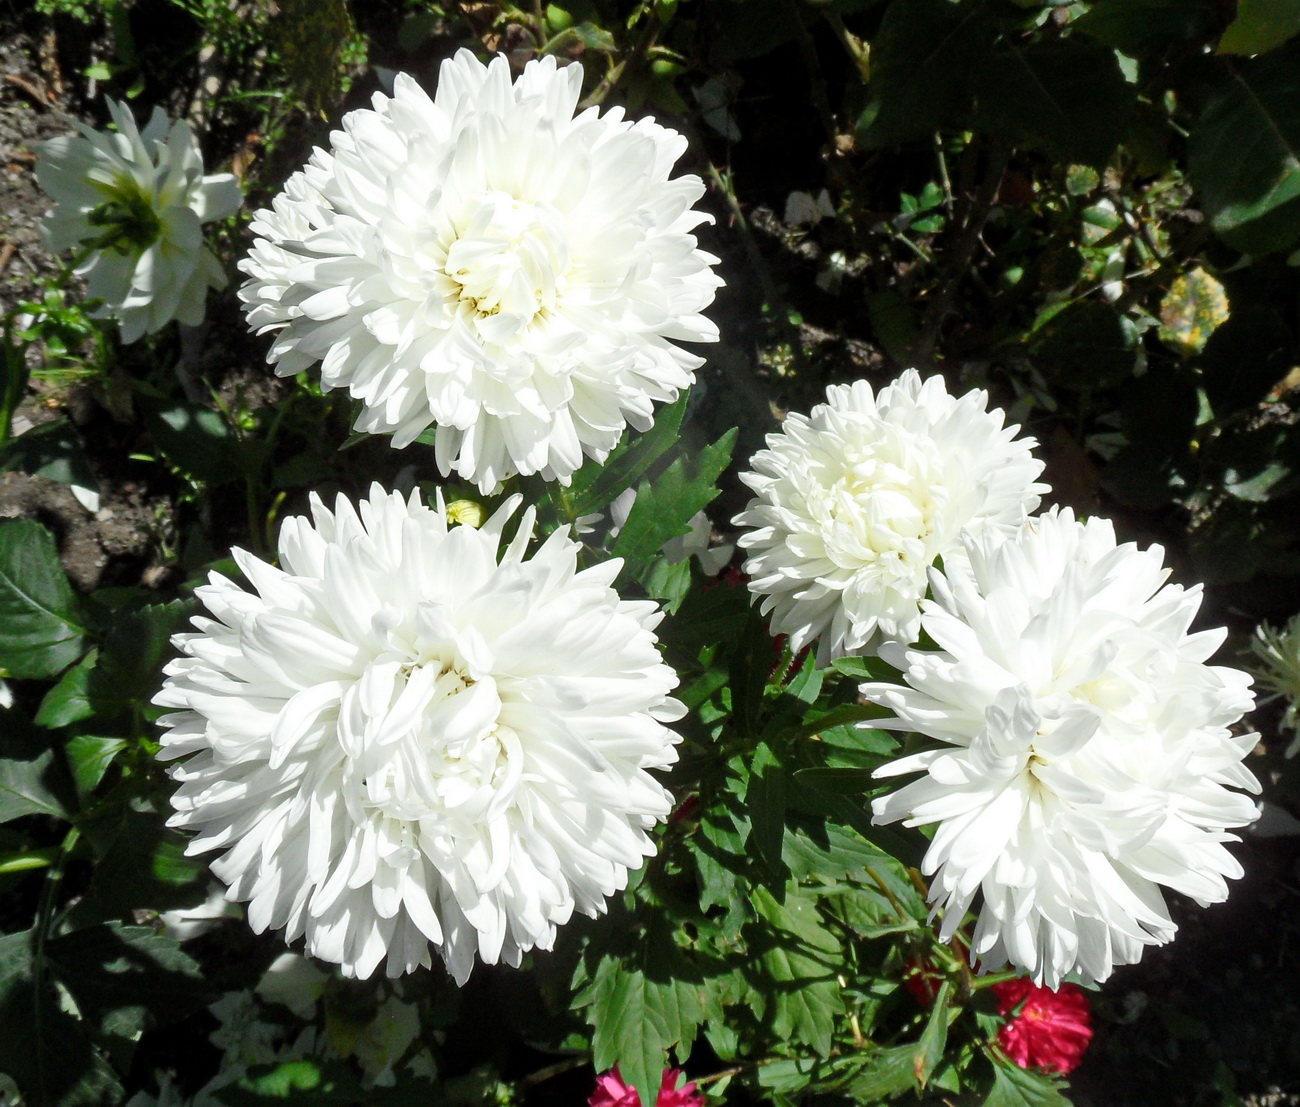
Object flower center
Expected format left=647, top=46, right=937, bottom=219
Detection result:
left=443, top=191, right=569, bottom=337
left=86, top=175, right=162, bottom=255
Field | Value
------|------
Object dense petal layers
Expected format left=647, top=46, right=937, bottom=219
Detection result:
left=37, top=98, right=241, bottom=342
left=868, top=508, right=1259, bottom=986
left=239, top=51, right=722, bottom=493
left=734, top=370, right=1046, bottom=664
left=155, top=484, right=683, bottom=983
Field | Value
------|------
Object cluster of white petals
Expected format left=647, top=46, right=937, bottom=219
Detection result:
left=37, top=98, right=241, bottom=343
left=733, top=370, right=1046, bottom=665
left=868, top=508, right=1259, bottom=986
left=239, top=50, right=722, bottom=493
left=155, top=485, right=683, bottom=983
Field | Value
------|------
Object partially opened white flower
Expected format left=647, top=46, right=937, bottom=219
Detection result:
left=733, top=370, right=1046, bottom=665
left=37, top=98, right=241, bottom=343
left=154, top=484, right=683, bottom=982
left=240, top=50, right=722, bottom=493
left=868, top=508, right=1259, bottom=986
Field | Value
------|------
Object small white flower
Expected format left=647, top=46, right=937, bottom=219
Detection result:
left=155, top=484, right=683, bottom=983
left=1250, top=615, right=1300, bottom=756
left=240, top=50, right=722, bottom=494
left=733, top=370, right=1046, bottom=665
left=868, top=508, right=1259, bottom=987
left=36, top=99, right=241, bottom=343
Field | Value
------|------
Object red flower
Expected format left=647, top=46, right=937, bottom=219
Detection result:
left=991, top=978, right=1093, bottom=1074
left=589, top=1067, right=704, bottom=1107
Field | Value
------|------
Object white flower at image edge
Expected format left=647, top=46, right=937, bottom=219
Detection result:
left=239, top=50, right=722, bottom=494
left=867, top=508, right=1260, bottom=987
left=734, top=370, right=1046, bottom=665
left=37, top=98, right=241, bottom=343
left=154, top=484, right=684, bottom=982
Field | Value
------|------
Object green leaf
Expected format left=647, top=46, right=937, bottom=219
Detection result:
left=35, top=649, right=98, bottom=729
left=1030, top=301, right=1139, bottom=391
left=855, top=0, right=994, bottom=147
left=612, top=428, right=736, bottom=583
left=569, top=392, right=689, bottom=517
left=75, top=807, right=206, bottom=919
left=0, top=717, right=75, bottom=824
left=46, top=923, right=212, bottom=1043
left=749, top=886, right=843, bottom=1056
left=914, top=981, right=952, bottom=1086
left=749, top=742, right=788, bottom=878
left=974, top=38, right=1134, bottom=168
left=849, top=1043, right=921, bottom=1101
left=0, top=419, right=98, bottom=494
left=1219, top=0, right=1300, bottom=55
left=1188, top=43, right=1300, bottom=254
left=86, top=600, right=193, bottom=720
left=0, top=519, right=86, bottom=680
left=1198, top=305, right=1294, bottom=415
left=215, top=1060, right=366, bottom=1106
left=983, top=1058, right=1072, bottom=1106
left=0, top=930, right=124, bottom=1107
left=142, top=399, right=244, bottom=484
left=1074, top=0, right=1221, bottom=54
left=63, top=735, right=127, bottom=799
left=578, top=919, right=705, bottom=1107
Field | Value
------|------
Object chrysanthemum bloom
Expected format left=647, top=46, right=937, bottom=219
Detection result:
left=1250, top=614, right=1300, bottom=755
left=590, top=1067, right=703, bottom=1107
left=991, top=978, right=1093, bottom=1074
left=869, top=508, right=1259, bottom=986
left=154, top=484, right=683, bottom=982
left=733, top=370, right=1046, bottom=665
left=36, top=98, right=241, bottom=343
left=239, top=50, right=722, bottom=494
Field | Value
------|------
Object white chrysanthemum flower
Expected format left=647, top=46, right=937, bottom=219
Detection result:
left=239, top=50, right=722, bottom=493
left=154, top=484, right=683, bottom=983
left=868, top=508, right=1259, bottom=987
left=733, top=370, right=1046, bottom=665
left=36, top=98, right=241, bottom=343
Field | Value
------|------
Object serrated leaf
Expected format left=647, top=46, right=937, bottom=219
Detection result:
left=569, top=393, right=689, bottom=517
left=580, top=936, right=704, bottom=1107
left=983, top=1058, right=1072, bottom=1106
left=35, top=649, right=98, bottom=729
left=0, top=519, right=86, bottom=680
left=849, top=1043, right=921, bottom=1101
left=1188, top=43, right=1300, bottom=254
left=750, top=886, right=842, bottom=1056
left=612, top=428, right=736, bottom=583
left=915, top=981, right=952, bottom=1086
